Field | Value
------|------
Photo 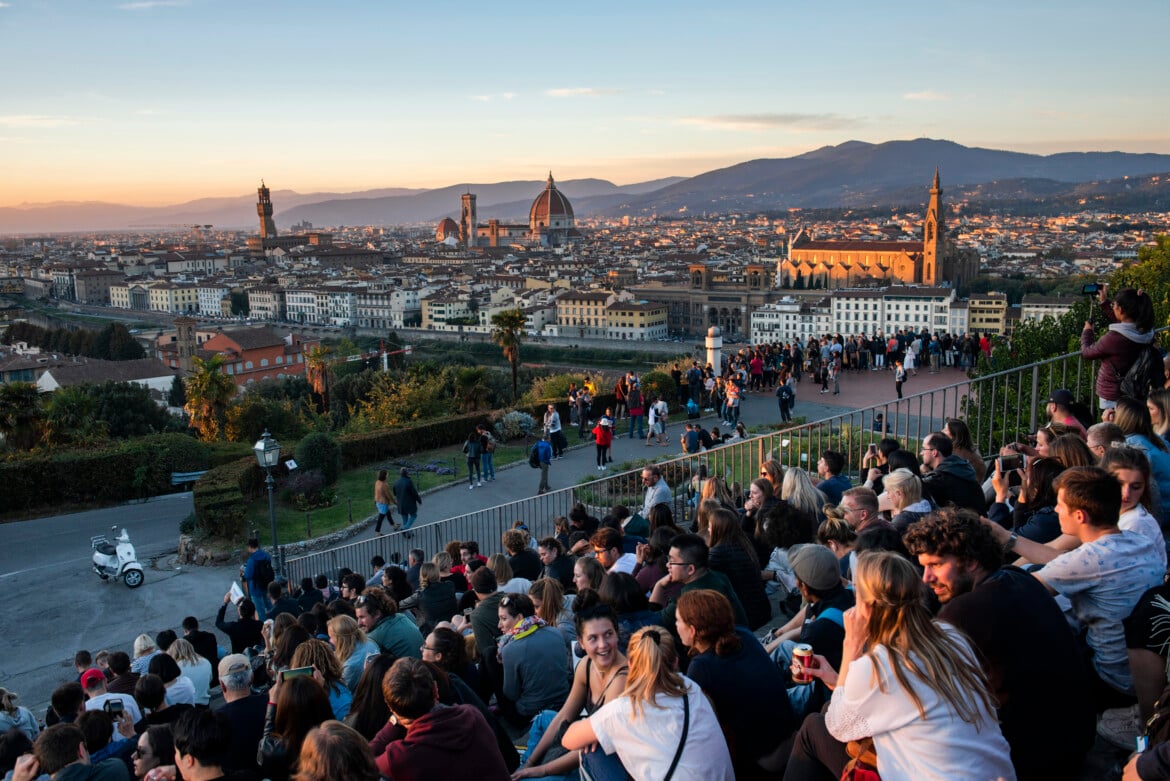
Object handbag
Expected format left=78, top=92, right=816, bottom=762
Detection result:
left=840, top=737, right=880, bottom=781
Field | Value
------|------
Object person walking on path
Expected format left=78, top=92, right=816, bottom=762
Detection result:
left=393, top=468, right=422, bottom=532
left=894, top=359, right=907, bottom=399
left=373, top=469, right=395, bottom=535
left=627, top=384, right=646, bottom=440
left=536, top=434, right=554, bottom=494
left=462, top=431, right=483, bottom=489
left=776, top=370, right=795, bottom=422
left=593, top=417, right=614, bottom=471
left=647, top=396, right=669, bottom=447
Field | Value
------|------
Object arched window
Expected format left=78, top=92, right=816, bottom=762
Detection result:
left=245, top=361, right=253, bottom=370
left=260, top=358, right=269, bottom=367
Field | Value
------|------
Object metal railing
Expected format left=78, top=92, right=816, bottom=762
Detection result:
left=284, top=335, right=1155, bottom=584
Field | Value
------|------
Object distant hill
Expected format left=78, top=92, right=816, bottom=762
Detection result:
left=600, top=139, right=1170, bottom=216
left=5, top=138, right=1170, bottom=233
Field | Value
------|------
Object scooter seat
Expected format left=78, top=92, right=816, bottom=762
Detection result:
left=95, top=542, right=117, bottom=556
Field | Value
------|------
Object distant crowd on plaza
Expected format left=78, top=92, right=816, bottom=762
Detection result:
left=8, top=285, right=1170, bottom=781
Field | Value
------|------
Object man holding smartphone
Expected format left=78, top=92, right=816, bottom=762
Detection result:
left=81, top=668, right=142, bottom=732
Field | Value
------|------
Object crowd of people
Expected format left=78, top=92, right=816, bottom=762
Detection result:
left=6, top=285, right=1170, bottom=781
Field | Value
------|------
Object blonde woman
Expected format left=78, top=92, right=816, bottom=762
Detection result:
left=328, top=615, right=379, bottom=691
left=563, top=626, right=734, bottom=781
left=759, top=460, right=785, bottom=495
left=816, top=515, right=857, bottom=564
left=166, top=638, right=213, bottom=706
left=398, top=562, right=458, bottom=635
left=782, top=467, right=827, bottom=523
left=790, top=552, right=1014, bottom=780
left=883, top=468, right=933, bottom=533
left=131, top=634, right=159, bottom=675
left=489, top=553, right=532, bottom=595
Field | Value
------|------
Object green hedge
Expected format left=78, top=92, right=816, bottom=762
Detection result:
left=189, top=392, right=618, bottom=536
left=0, top=433, right=210, bottom=514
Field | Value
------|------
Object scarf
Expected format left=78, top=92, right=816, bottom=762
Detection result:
left=497, top=615, right=547, bottom=653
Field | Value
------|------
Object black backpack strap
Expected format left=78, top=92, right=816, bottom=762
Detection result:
left=662, top=689, right=690, bottom=781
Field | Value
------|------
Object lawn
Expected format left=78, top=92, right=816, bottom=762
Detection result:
left=243, top=440, right=532, bottom=546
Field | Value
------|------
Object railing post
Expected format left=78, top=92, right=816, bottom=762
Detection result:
left=306, top=511, right=312, bottom=538
left=1029, top=364, right=1040, bottom=434
left=348, top=497, right=353, bottom=524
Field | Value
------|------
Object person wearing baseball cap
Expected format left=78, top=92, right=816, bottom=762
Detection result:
left=216, top=654, right=268, bottom=775
left=1046, top=388, right=1087, bottom=438
left=763, top=544, right=855, bottom=717
left=81, top=667, right=143, bottom=731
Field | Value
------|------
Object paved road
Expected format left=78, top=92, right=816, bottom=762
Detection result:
left=0, top=366, right=968, bottom=715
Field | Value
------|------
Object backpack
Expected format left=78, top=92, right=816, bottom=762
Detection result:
left=1114, top=343, right=1165, bottom=401
left=253, top=556, right=275, bottom=589
left=528, top=445, right=541, bottom=469
left=484, top=435, right=496, bottom=453
left=778, top=384, right=794, bottom=402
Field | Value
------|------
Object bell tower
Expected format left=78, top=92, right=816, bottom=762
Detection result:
left=257, top=180, right=277, bottom=240
left=922, top=168, right=943, bottom=286
left=460, top=192, right=477, bottom=248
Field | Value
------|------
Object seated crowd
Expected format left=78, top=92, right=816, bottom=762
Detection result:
left=10, top=385, right=1170, bottom=780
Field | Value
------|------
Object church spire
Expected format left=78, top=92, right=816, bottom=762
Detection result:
left=922, top=169, right=944, bottom=286
left=932, top=166, right=940, bottom=191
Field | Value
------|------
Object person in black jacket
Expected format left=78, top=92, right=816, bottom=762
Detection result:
left=706, top=506, right=771, bottom=630
left=503, top=529, right=542, bottom=580
left=216, top=593, right=263, bottom=654
left=537, top=537, right=576, bottom=592
left=920, top=432, right=988, bottom=514
left=181, top=616, right=221, bottom=687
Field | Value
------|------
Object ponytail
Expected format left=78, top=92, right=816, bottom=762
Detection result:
left=622, top=627, right=686, bottom=718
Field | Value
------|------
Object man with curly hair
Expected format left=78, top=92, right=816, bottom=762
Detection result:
left=904, top=508, right=1094, bottom=781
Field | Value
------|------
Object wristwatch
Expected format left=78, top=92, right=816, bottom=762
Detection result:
left=1003, top=532, right=1018, bottom=554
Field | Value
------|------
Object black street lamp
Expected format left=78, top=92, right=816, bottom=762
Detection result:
left=253, top=429, right=283, bottom=579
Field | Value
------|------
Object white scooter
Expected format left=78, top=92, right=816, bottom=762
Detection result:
left=91, top=526, right=145, bottom=588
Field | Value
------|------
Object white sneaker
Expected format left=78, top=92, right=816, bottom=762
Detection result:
left=468, top=484, right=474, bottom=490
left=1097, top=704, right=1141, bottom=750
left=478, top=481, right=483, bottom=487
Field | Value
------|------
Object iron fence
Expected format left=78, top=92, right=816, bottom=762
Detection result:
left=285, top=335, right=1158, bottom=585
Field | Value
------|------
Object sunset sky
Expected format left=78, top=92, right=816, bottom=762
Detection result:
left=2, top=0, right=1167, bottom=206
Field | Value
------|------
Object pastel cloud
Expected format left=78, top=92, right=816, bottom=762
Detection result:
left=0, top=115, right=84, bottom=128
left=545, top=87, right=620, bottom=97
left=116, top=1, right=184, bottom=9
left=678, top=113, right=860, bottom=132
left=903, top=90, right=949, bottom=102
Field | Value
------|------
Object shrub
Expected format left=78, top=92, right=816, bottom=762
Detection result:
left=638, top=371, right=675, bottom=410
left=295, top=432, right=341, bottom=485
left=494, top=411, right=536, bottom=441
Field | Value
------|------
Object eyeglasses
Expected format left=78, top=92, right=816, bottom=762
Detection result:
left=665, top=560, right=691, bottom=568
left=134, top=748, right=152, bottom=759
left=420, top=645, right=438, bottom=654
left=500, top=596, right=513, bottom=607
left=354, top=595, right=370, bottom=607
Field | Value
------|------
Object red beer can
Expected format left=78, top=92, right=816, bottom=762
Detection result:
left=792, top=643, right=816, bottom=684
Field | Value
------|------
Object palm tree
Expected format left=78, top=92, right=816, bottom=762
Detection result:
left=453, top=366, right=491, bottom=412
left=304, top=344, right=333, bottom=412
left=0, top=382, right=44, bottom=451
left=491, top=308, right=527, bottom=402
left=184, top=355, right=237, bottom=441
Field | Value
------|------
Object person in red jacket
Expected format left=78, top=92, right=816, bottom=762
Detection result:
left=371, top=658, right=510, bottom=781
left=591, top=417, right=613, bottom=472
left=1082, top=284, right=1156, bottom=412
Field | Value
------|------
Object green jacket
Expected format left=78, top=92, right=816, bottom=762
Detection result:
left=658, top=568, right=749, bottom=628
left=367, top=613, right=423, bottom=659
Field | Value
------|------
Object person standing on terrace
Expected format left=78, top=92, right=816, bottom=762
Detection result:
left=1081, top=284, right=1156, bottom=411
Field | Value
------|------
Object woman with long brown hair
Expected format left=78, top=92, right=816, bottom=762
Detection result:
left=788, top=551, right=1013, bottom=780
left=563, top=626, right=734, bottom=781
left=1116, top=395, right=1170, bottom=522
left=676, top=589, right=795, bottom=780
left=707, top=506, right=771, bottom=630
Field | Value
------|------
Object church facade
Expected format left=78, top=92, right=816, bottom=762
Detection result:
left=445, top=173, right=578, bottom=249
left=784, top=170, right=977, bottom=289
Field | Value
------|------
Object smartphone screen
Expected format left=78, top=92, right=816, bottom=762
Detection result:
left=281, top=666, right=314, bottom=680
left=462, top=607, right=474, bottom=617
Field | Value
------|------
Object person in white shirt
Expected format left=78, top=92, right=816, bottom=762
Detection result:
left=81, top=668, right=142, bottom=736
left=789, top=551, right=1015, bottom=781
left=590, top=528, right=637, bottom=575
left=641, top=465, right=673, bottom=519
left=166, top=639, right=213, bottom=707
left=646, top=397, right=669, bottom=446
left=563, top=626, right=734, bottom=781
